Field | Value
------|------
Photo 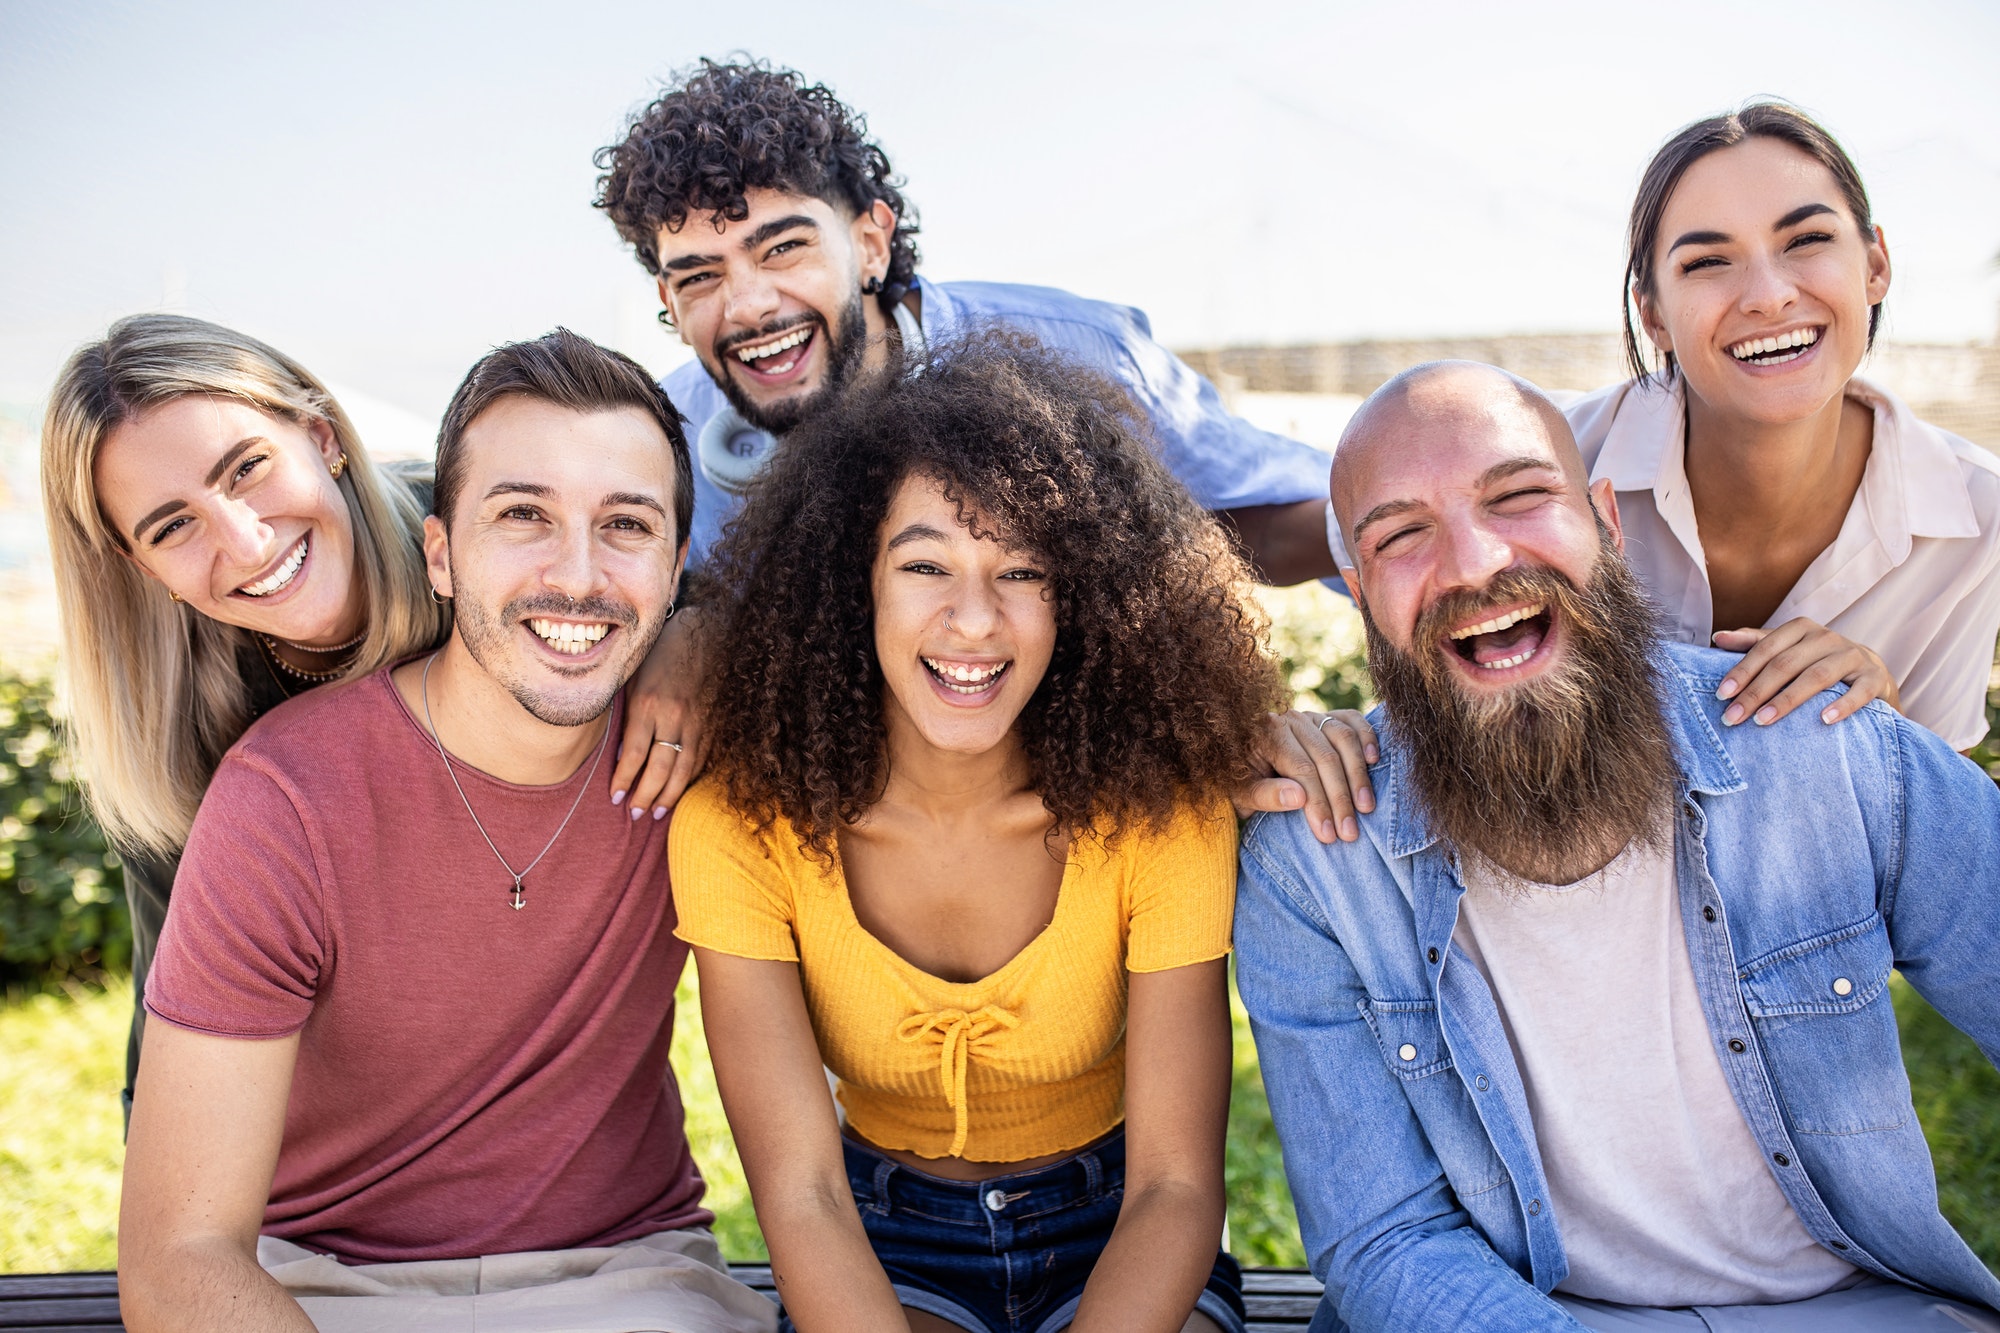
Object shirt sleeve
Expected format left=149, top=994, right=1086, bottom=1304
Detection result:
left=668, top=780, right=801, bottom=962
left=144, top=756, right=326, bottom=1039
left=1123, top=803, right=1238, bottom=973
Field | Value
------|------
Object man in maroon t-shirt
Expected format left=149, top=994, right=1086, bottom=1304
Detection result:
left=119, top=330, right=777, bottom=1333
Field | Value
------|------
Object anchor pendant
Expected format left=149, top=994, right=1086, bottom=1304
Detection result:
left=510, top=878, right=527, bottom=911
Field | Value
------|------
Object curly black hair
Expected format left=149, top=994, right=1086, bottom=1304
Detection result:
left=594, top=57, right=921, bottom=301
left=699, top=330, right=1282, bottom=859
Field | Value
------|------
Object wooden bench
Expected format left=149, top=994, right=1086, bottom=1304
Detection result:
left=0, top=1266, right=1324, bottom=1330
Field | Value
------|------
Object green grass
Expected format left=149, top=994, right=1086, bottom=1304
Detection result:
left=0, top=976, right=127, bottom=1270
left=4, top=973, right=1993, bottom=1277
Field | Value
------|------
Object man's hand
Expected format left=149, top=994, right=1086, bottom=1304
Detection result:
left=1234, top=709, right=1378, bottom=844
left=1711, top=619, right=1899, bottom=727
left=611, top=609, right=710, bottom=821
left=120, top=1022, right=312, bottom=1332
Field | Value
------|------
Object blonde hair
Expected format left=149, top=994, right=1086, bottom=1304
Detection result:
left=41, top=314, right=450, bottom=858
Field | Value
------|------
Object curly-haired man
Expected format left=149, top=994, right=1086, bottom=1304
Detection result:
left=594, top=58, right=1374, bottom=841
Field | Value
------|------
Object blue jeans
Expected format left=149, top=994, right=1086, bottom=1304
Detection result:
left=809, top=1127, right=1245, bottom=1333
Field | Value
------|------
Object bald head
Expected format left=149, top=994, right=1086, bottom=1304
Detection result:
left=1332, top=361, right=1585, bottom=558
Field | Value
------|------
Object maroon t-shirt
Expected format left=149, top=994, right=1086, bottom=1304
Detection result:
left=146, top=668, right=709, bottom=1263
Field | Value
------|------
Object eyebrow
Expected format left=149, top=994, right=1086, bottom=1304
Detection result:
left=886, top=522, right=952, bottom=551
left=130, top=436, right=265, bottom=542
left=484, top=481, right=553, bottom=502
left=603, top=490, right=668, bottom=519
left=1667, top=201, right=1841, bottom=254
left=1350, top=456, right=1564, bottom=545
left=660, top=214, right=820, bottom=273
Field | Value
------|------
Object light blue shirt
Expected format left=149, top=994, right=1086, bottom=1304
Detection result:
left=661, top=275, right=1334, bottom=571
left=1235, top=641, right=2000, bottom=1332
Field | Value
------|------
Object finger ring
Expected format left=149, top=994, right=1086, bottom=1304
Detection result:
left=1314, top=715, right=1339, bottom=737
left=654, top=740, right=684, bottom=753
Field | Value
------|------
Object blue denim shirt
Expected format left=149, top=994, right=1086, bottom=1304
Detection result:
left=1236, top=642, right=2000, bottom=1332
left=662, top=275, right=1335, bottom=571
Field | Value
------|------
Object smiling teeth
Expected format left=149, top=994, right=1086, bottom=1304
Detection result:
left=1477, top=648, right=1537, bottom=670
left=239, top=538, right=307, bottom=597
left=530, top=619, right=610, bottom=655
left=924, top=657, right=1007, bottom=693
left=736, top=328, right=810, bottom=363
left=1730, top=327, right=1820, bottom=361
left=1448, top=603, right=1544, bottom=640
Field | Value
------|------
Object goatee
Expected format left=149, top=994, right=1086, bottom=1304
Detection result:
left=716, top=289, right=871, bottom=436
left=1363, top=540, right=1679, bottom=885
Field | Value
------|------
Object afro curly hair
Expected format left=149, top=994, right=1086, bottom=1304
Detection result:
left=697, top=328, right=1282, bottom=860
left=594, top=57, right=921, bottom=301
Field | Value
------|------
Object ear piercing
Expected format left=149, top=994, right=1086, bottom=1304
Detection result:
left=862, top=276, right=885, bottom=295
left=329, top=452, right=349, bottom=480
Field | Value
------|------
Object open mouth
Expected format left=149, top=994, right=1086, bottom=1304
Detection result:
left=528, top=617, right=614, bottom=658
left=1728, top=326, right=1821, bottom=366
left=730, top=323, right=817, bottom=383
left=923, top=656, right=1010, bottom=698
left=1445, top=602, right=1551, bottom=673
left=238, top=535, right=308, bottom=598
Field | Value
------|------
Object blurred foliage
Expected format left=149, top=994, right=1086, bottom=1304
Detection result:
left=0, top=670, right=127, bottom=990
left=1258, top=582, right=1373, bottom=715
left=1893, top=977, right=2000, bottom=1272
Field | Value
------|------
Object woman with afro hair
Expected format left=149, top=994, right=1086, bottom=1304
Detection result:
left=669, top=331, right=1278, bottom=1333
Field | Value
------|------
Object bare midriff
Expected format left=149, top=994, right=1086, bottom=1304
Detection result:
left=844, top=1124, right=1078, bottom=1181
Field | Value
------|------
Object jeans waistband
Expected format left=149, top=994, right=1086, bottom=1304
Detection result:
left=844, top=1127, right=1126, bottom=1227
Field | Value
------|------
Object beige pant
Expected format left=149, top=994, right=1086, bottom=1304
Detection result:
left=257, top=1228, right=779, bottom=1333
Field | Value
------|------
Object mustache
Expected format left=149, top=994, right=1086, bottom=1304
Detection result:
left=714, top=312, right=821, bottom=362
left=505, top=594, right=639, bottom=629
left=1413, top=566, right=1570, bottom=665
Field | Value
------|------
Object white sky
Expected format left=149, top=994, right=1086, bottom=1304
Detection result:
left=2, top=0, right=1996, bottom=422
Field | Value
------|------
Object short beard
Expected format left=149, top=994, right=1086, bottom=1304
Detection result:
left=715, top=288, right=870, bottom=436
left=1363, top=541, right=1679, bottom=885
left=450, top=580, right=655, bottom=727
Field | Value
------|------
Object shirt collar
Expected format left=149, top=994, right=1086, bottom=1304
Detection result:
left=1590, top=373, right=1980, bottom=561
left=1370, top=641, right=1745, bottom=861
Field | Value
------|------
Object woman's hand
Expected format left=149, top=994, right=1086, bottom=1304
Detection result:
left=610, top=609, right=709, bottom=820
left=1233, top=710, right=1378, bottom=844
left=1711, top=619, right=1900, bottom=726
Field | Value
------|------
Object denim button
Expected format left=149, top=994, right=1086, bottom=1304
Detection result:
left=1474, top=1075, right=1490, bottom=1091
left=1728, top=1039, right=1746, bottom=1053
left=1398, top=1044, right=1417, bottom=1062
left=1428, top=947, right=1440, bottom=964
left=984, top=1188, right=1009, bottom=1213
left=1773, top=1153, right=1791, bottom=1167
left=1527, top=1198, right=1542, bottom=1216
left=1702, top=905, right=1717, bottom=923
left=1832, top=977, right=1853, bottom=997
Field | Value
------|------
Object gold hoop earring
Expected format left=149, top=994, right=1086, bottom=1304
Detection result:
left=168, top=589, right=184, bottom=603
left=329, top=452, right=349, bottom=480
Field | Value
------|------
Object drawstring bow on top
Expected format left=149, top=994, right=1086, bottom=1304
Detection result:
left=895, top=1005, right=1021, bottom=1157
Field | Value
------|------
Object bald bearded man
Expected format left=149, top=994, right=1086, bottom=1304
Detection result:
left=1234, top=363, right=2000, bottom=1332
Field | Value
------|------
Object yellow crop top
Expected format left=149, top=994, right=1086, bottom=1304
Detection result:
left=669, top=779, right=1237, bottom=1163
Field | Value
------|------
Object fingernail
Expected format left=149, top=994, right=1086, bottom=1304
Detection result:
left=652, top=806, right=667, bottom=821
left=1716, top=679, right=1739, bottom=700
left=1340, top=816, right=1358, bottom=841
left=1357, top=789, right=1375, bottom=813
left=1321, top=819, right=1338, bottom=842
left=1821, top=706, right=1838, bottom=724
left=1754, top=706, right=1776, bottom=726
left=612, top=790, right=626, bottom=805
left=630, top=806, right=645, bottom=821
left=1282, top=787, right=1303, bottom=809
left=1365, top=745, right=1379, bottom=762
left=1722, top=703, right=1744, bottom=725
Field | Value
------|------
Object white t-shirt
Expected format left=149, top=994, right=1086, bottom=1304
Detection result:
left=1453, top=840, right=1859, bottom=1306
left=1565, top=375, right=2000, bottom=751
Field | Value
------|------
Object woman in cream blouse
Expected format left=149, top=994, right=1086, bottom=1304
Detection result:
left=1567, top=100, right=2000, bottom=751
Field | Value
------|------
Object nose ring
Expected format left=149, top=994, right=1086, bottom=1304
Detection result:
left=943, top=609, right=955, bottom=631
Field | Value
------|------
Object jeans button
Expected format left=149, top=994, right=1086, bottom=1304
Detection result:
left=984, top=1188, right=1009, bottom=1213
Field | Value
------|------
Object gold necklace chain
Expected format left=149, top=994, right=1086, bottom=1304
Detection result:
left=257, top=634, right=350, bottom=683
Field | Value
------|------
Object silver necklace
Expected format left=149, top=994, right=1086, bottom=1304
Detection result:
left=270, top=629, right=365, bottom=653
left=420, top=652, right=609, bottom=911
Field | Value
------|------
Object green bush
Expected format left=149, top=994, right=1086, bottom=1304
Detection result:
left=0, top=671, right=127, bottom=989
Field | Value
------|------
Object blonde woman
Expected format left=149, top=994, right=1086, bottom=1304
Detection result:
left=41, top=314, right=682, bottom=1118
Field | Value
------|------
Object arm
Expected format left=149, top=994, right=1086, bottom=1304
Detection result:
left=1217, top=500, right=1340, bottom=586
left=1070, top=958, right=1230, bottom=1333
left=693, top=948, right=913, bottom=1333
left=1710, top=620, right=1897, bottom=728
left=119, top=1020, right=311, bottom=1333
left=611, top=602, right=710, bottom=820
left=1234, top=823, right=1582, bottom=1332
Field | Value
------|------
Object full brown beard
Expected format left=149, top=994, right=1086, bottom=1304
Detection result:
left=1362, top=539, right=1679, bottom=885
